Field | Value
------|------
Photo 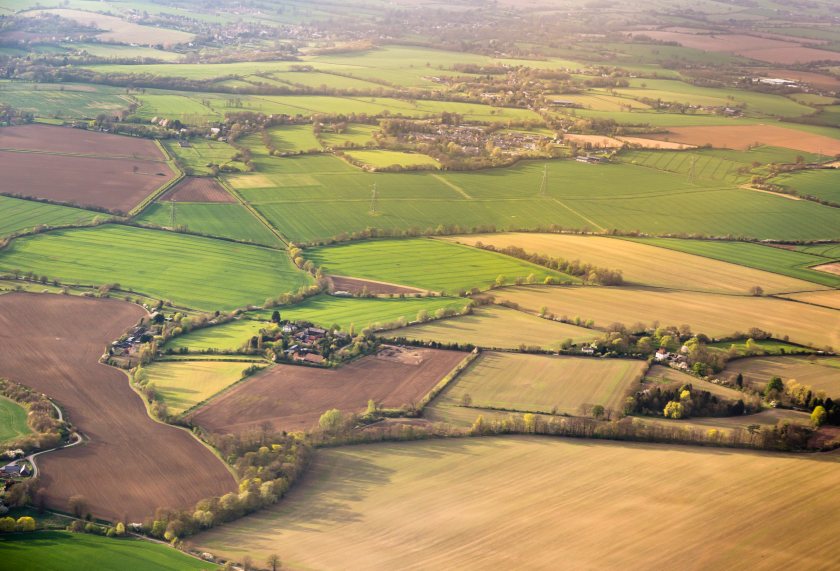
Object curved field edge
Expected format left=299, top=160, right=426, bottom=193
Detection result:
left=194, top=436, right=840, bottom=571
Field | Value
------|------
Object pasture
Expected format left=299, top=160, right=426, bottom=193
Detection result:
left=0, top=531, right=214, bottom=571
left=194, top=436, right=840, bottom=571
left=776, top=169, right=840, bottom=204
left=434, top=351, right=646, bottom=415
left=0, top=225, right=309, bottom=310
left=162, top=138, right=240, bottom=175
left=142, top=360, right=264, bottom=415
left=0, top=396, right=31, bottom=444
left=23, top=9, right=195, bottom=45
left=708, top=339, right=812, bottom=356
left=188, top=347, right=466, bottom=433
left=388, top=305, right=596, bottom=350
left=345, top=150, right=439, bottom=169
left=164, top=319, right=269, bottom=353
left=267, top=124, right=322, bottom=153
left=0, top=81, right=132, bottom=119
left=306, top=238, right=573, bottom=293
left=446, top=234, right=824, bottom=294
left=0, top=293, right=236, bottom=522
left=644, top=365, right=743, bottom=401
left=495, top=286, right=840, bottom=349
left=0, top=196, right=101, bottom=239
left=723, top=356, right=840, bottom=397
left=136, top=203, right=283, bottom=247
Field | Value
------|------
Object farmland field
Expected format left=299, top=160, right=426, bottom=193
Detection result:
left=430, top=351, right=646, bottom=416
left=0, top=531, right=214, bottom=571
left=644, top=364, right=743, bottom=401
left=162, top=138, right=240, bottom=175
left=722, top=356, right=840, bottom=397
left=0, top=125, right=176, bottom=214
left=136, top=202, right=283, bottom=247
left=267, top=124, right=322, bottom=153
left=0, top=225, right=309, bottom=310
left=780, top=289, right=840, bottom=310
left=495, top=286, right=840, bottom=349
left=775, top=169, right=840, bottom=204
left=0, top=396, right=31, bottom=444
left=0, top=195, right=101, bottom=239
left=630, top=237, right=840, bottom=287
left=306, top=238, right=574, bottom=293
left=163, top=318, right=269, bottom=353
left=0, top=293, right=236, bottom=521
left=195, top=436, right=840, bottom=571
left=388, top=305, right=597, bottom=349
left=142, top=360, right=264, bottom=415
left=23, top=9, right=195, bottom=45
left=188, top=347, right=466, bottom=433
left=446, top=234, right=824, bottom=294
left=158, top=177, right=235, bottom=203
left=0, top=81, right=132, bottom=119
left=345, top=149, right=439, bottom=169
left=650, top=125, right=840, bottom=154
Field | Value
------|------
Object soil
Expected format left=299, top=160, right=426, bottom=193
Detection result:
left=329, top=275, right=425, bottom=296
left=0, top=292, right=236, bottom=522
left=159, top=177, right=235, bottom=203
left=651, top=125, right=840, bottom=155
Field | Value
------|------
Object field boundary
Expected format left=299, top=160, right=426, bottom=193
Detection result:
left=127, top=140, right=184, bottom=217
left=431, top=173, right=473, bottom=199
left=417, top=349, right=480, bottom=411
left=218, top=177, right=290, bottom=247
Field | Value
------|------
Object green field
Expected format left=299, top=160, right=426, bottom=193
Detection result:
left=630, top=238, right=840, bottom=288
left=388, top=305, right=596, bottom=350
left=0, top=196, right=102, bottom=239
left=431, top=351, right=646, bottom=416
left=708, top=339, right=812, bottom=356
left=0, top=81, right=132, bottom=119
left=320, top=123, right=378, bottom=148
left=776, top=169, right=840, bottom=204
left=164, top=318, right=270, bottom=353
left=225, top=150, right=840, bottom=243
left=0, top=396, right=31, bottom=443
left=0, top=531, right=214, bottom=571
left=162, top=138, right=241, bottom=175
left=143, top=360, right=263, bottom=414
left=793, top=243, right=840, bottom=258
left=267, top=124, right=322, bottom=153
left=307, top=238, right=573, bottom=293
left=345, top=150, right=439, bottom=169
left=0, top=225, right=310, bottom=310
left=136, top=203, right=283, bottom=247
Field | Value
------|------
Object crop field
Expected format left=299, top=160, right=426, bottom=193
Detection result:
left=328, top=275, right=424, bottom=295
left=434, top=351, right=646, bottom=415
left=320, top=123, right=378, bottom=148
left=307, top=238, right=572, bottom=293
left=0, top=225, right=309, bottom=310
left=446, top=234, right=824, bottom=294
left=143, top=360, right=263, bottom=414
left=630, top=237, right=840, bottom=287
left=194, top=436, right=840, bottom=571
left=0, top=293, right=236, bottom=521
left=136, top=202, right=283, bottom=247
left=619, top=149, right=748, bottom=184
left=776, top=169, right=840, bottom=204
left=188, top=347, right=466, bottom=433
left=780, top=289, right=840, bottom=310
left=0, top=531, right=214, bottom=571
left=0, top=81, right=132, bottom=119
left=0, top=196, right=101, bottom=239
left=345, top=149, right=439, bottom=169
left=229, top=152, right=840, bottom=242
left=23, top=9, right=195, bottom=45
left=0, top=125, right=175, bottom=214
left=496, top=286, right=840, bottom=349
left=793, top=243, right=840, bottom=258
left=556, top=92, right=651, bottom=111
left=616, top=136, right=694, bottom=149
left=708, top=338, right=812, bottom=356
left=158, top=177, right=234, bottom=203
left=388, top=305, right=596, bottom=349
left=651, top=125, right=840, bottom=154
left=0, top=396, right=31, bottom=444
left=162, top=138, right=240, bottom=175
left=723, top=356, right=840, bottom=397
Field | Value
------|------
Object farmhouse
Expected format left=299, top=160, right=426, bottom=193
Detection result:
left=576, top=155, right=609, bottom=164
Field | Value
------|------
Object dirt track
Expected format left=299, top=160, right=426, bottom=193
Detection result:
left=329, top=275, right=425, bottom=296
left=0, top=293, right=236, bottom=522
left=189, top=348, right=465, bottom=434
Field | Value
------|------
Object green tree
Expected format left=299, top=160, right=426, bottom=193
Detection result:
left=664, top=401, right=684, bottom=419
left=591, top=405, right=605, bottom=419
left=319, top=408, right=343, bottom=433
left=523, top=413, right=537, bottom=432
left=115, top=522, right=126, bottom=536
left=765, top=376, right=784, bottom=398
left=16, top=517, right=36, bottom=532
left=811, top=405, right=827, bottom=428
left=365, top=399, right=377, bottom=416
left=0, top=517, right=17, bottom=532
left=495, top=274, right=507, bottom=287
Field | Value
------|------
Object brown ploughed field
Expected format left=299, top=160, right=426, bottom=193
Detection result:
left=0, top=124, right=165, bottom=160
left=159, top=177, right=235, bottom=203
left=0, top=124, right=176, bottom=214
left=652, top=125, right=840, bottom=154
left=329, top=275, right=425, bottom=295
left=189, top=347, right=465, bottom=434
left=0, top=293, right=236, bottom=522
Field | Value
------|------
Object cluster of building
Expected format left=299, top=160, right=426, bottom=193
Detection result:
left=654, top=347, right=690, bottom=370
left=275, top=323, right=350, bottom=365
left=403, top=123, right=552, bottom=156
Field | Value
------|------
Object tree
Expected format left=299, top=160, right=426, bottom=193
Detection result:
left=811, top=405, right=827, bottom=428
left=735, top=373, right=744, bottom=388
left=271, top=310, right=281, bottom=323
left=16, top=517, right=36, bottom=532
left=494, top=274, right=506, bottom=287
left=115, top=522, right=126, bottom=536
left=591, top=405, right=605, bottom=419
left=523, top=413, right=537, bottom=432
left=749, top=285, right=764, bottom=297
left=267, top=554, right=282, bottom=571
left=68, top=495, right=88, bottom=518
left=664, top=401, right=684, bottom=419
left=365, top=399, right=377, bottom=416
left=765, top=376, right=784, bottom=398
left=242, top=555, right=254, bottom=571
left=319, top=408, right=343, bottom=433
left=0, top=517, right=16, bottom=532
